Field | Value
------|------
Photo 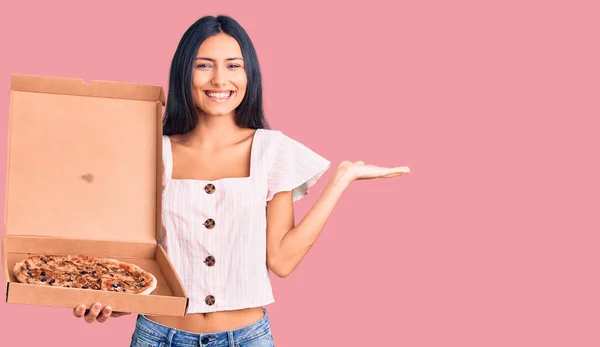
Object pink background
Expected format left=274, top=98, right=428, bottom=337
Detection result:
left=1, top=0, right=599, bottom=346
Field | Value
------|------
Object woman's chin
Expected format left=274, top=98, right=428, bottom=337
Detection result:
left=198, top=108, right=236, bottom=118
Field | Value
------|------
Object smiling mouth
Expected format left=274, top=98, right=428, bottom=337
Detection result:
left=205, top=90, right=234, bottom=102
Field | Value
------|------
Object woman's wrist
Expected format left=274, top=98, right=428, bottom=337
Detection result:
left=329, top=161, right=355, bottom=190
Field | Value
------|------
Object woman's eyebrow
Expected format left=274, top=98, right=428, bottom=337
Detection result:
left=195, top=57, right=244, bottom=61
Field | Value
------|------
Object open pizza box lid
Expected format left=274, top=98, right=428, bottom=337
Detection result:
left=2, top=74, right=188, bottom=316
left=4, top=74, right=165, bottom=243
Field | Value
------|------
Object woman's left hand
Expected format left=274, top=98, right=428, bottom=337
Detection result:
left=335, top=160, right=410, bottom=185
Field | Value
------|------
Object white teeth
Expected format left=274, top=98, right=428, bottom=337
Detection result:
left=207, top=91, right=232, bottom=99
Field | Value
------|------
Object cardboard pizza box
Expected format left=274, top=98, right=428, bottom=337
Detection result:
left=1, top=74, right=189, bottom=316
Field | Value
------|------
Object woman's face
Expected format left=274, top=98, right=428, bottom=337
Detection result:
left=192, top=33, right=247, bottom=118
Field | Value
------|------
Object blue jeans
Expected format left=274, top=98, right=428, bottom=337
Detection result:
left=130, top=309, right=274, bottom=347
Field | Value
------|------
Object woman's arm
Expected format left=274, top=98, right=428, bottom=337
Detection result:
left=265, top=160, right=409, bottom=277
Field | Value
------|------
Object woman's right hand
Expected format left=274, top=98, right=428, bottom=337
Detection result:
left=73, top=303, right=131, bottom=323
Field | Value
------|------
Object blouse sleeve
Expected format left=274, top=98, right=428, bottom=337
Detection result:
left=267, top=131, right=332, bottom=202
left=162, top=135, right=173, bottom=190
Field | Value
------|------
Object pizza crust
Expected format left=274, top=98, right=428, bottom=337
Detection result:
left=139, top=273, right=158, bottom=295
left=13, top=265, right=30, bottom=284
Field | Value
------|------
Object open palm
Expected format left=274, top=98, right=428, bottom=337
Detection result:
left=339, top=160, right=410, bottom=181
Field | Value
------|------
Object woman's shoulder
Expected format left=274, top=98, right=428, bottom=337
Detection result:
left=258, top=128, right=298, bottom=142
left=256, top=128, right=283, bottom=145
left=257, top=128, right=281, bottom=136
left=260, top=128, right=329, bottom=163
left=260, top=128, right=331, bottom=202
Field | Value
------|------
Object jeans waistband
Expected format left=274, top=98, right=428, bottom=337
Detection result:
left=135, top=308, right=270, bottom=346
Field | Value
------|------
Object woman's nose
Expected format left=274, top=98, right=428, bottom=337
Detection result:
left=211, top=67, right=227, bottom=86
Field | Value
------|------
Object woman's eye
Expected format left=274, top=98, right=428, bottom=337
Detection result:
left=196, top=63, right=241, bottom=69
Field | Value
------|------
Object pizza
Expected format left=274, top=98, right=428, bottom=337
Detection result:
left=13, top=254, right=157, bottom=295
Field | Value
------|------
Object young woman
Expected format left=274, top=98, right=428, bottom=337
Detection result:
left=72, top=15, right=409, bottom=347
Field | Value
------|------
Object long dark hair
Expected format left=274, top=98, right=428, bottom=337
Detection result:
left=163, top=15, right=269, bottom=135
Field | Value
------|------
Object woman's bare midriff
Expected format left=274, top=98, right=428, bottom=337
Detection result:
left=145, top=307, right=265, bottom=333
